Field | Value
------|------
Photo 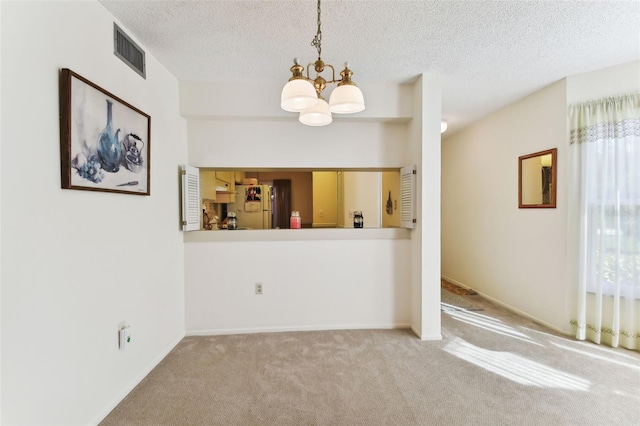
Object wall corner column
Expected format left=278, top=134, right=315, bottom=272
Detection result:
left=409, top=73, right=443, bottom=340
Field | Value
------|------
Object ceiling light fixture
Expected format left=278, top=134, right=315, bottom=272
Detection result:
left=441, top=121, right=448, bottom=133
left=281, top=0, right=365, bottom=126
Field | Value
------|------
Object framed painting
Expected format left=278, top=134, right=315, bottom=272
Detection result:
left=518, top=148, right=557, bottom=208
left=60, top=68, right=150, bottom=195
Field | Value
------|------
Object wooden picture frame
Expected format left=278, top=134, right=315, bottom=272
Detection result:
left=60, top=68, right=150, bottom=195
left=518, top=148, right=557, bottom=208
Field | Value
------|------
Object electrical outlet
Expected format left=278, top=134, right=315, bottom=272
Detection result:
left=119, top=323, right=131, bottom=349
left=255, top=282, right=263, bottom=295
left=319, top=209, right=324, bottom=217
left=349, top=210, right=354, bottom=218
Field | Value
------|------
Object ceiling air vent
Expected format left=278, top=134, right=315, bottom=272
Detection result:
left=113, top=23, right=146, bottom=79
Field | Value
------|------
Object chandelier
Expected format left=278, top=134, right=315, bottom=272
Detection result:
left=280, top=0, right=365, bottom=126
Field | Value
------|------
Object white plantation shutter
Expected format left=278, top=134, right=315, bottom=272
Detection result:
left=181, top=165, right=200, bottom=231
left=400, top=164, right=416, bottom=229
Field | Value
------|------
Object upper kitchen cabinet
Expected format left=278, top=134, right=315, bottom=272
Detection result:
left=199, top=170, right=237, bottom=203
left=200, top=170, right=217, bottom=201
left=216, top=171, right=234, bottom=185
left=215, top=170, right=235, bottom=200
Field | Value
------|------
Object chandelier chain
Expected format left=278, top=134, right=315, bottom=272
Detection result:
left=281, top=0, right=364, bottom=124
left=311, top=0, right=322, bottom=58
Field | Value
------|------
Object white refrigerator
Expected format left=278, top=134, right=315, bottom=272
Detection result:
left=228, top=185, right=272, bottom=229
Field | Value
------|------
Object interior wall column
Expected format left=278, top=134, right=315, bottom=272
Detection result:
left=409, top=73, right=443, bottom=340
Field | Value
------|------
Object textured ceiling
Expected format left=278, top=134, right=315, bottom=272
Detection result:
left=99, top=0, right=640, bottom=135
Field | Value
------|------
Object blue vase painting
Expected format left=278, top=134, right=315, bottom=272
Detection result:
left=97, top=99, right=122, bottom=173
left=63, top=69, right=150, bottom=194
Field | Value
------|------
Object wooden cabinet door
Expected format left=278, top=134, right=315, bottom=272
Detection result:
left=215, top=171, right=234, bottom=184
left=200, top=170, right=217, bottom=201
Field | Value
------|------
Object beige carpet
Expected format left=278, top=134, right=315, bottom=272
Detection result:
left=101, top=295, right=640, bottom=425
left=441, top=289, right=483, bottom=311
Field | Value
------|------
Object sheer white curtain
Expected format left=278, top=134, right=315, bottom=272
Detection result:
left=569, top=93, right=640, bottom=351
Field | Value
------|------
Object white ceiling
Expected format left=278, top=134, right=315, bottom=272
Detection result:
left=99, top=0, right=640, bottom=135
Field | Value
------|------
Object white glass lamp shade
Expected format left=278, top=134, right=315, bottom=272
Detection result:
left=440, top=121, right=448, bottom=133
left=281, top=79, right=319, bottom=112
left=299, top=98, right=332, bottom=126
left=328, top=84, right=365, bottom=114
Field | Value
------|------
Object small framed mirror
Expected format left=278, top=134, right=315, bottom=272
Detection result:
left=518, top=148, right=557, bottom=208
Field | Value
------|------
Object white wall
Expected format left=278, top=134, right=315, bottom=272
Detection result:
left=187, top=119, right=409, bottom=168
left=179, top=81, right=414, bottom=121
left=442, top=80, right=569, bottom=332
left=410, top=74, right=443, bottom=340
left=442, top=60, right=640, bottom=334
left=182, top=78, right=442, bottom=337
left=567, top=60, right=640, bottom=104
left=183, top=90, right=411, bottom=335
left=185, top=239, right=411, bottom=334
left=1, top=2, right=187, bottom=424
left=0, top=2, right=4, bottom=421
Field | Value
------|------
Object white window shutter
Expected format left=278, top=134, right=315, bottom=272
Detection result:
left=181, top=165, right=200, bottom=231
left=400, top=164, right=416, bottom=229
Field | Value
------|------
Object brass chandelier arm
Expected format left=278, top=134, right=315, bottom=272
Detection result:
left=296, top=61, right=358, bottom=99
left=305, top=62, right=337, bottom=84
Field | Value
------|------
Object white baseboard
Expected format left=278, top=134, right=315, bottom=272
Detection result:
left=441, top=275, right=473, bottom=292
left=410, top=325, right=420, bottom=338
left=93, top=332, right=185, bottom=425
left=410, top=325, right=443, bottom=341
left=441, top=274, right=568, bottom=336
left=419, top=333, right=444, bottom=341
left=186, top=323, right=411, bottom=337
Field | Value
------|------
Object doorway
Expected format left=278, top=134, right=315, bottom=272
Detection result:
left=271, top=179, right=291, bottom=229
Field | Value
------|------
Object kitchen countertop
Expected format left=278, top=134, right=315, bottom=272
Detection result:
left=183, top=227, right=411, bottom=242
